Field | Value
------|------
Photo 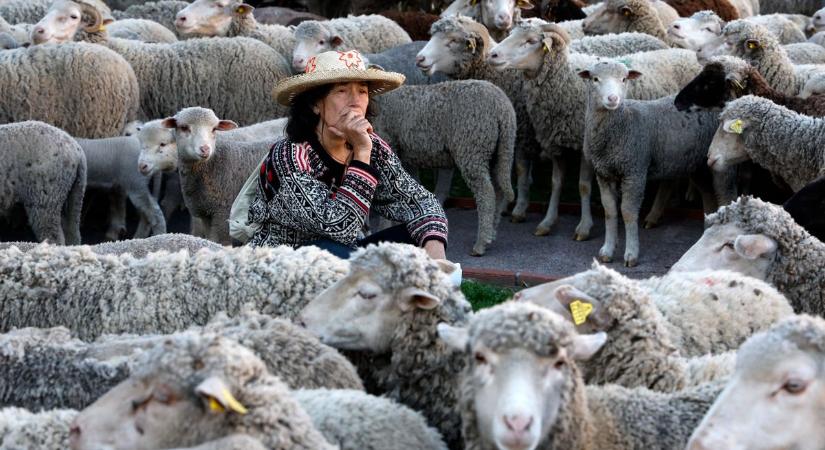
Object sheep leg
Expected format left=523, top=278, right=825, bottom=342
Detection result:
left=510, top=157, right=532, bottom=223
left=620, top=178, right=645, bottom=267
left=460, top=165, right=497, bottom=256
left=643, top=181, right=675, bottom=229
left=150, top=173, right=163, bottom=201
left=574, top=156, right=594, bottom=241
left=208, top=212, right=232, bottom=245
left=25, top=202, right=65, bottom=245
left=535, top=156, right=566, bottom=236
left=433, top=168, right=453, bottom=205
left=128, top=189, right=166, bottom=238
left=106, top=189, right=127, bottom=241
left=597, top=176, right=618, bottom=263
left=190, top=215, right=207, bottom=238
left=160, top=173, right=185, bottom=220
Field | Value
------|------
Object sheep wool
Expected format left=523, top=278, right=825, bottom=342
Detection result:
left=112, top=0, right=189, bottom=34
left=0, top=407, right=76, bottom=450
left=0, top=234, right=223, bottom=257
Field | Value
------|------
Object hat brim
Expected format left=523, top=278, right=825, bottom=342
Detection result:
left=273, top=68, right=406, bottom=106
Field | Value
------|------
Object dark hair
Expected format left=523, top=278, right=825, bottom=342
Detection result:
left=285, top=83, right=377, bottom=143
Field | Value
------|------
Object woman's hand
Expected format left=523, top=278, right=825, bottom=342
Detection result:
left=424, top=240, right=447, bottom=260
left=327, top=108, right=373, bottom=162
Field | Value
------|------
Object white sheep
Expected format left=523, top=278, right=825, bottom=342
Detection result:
left=0, top=121, right=86, bottom=245
left=0, top=233, right=222, bottom=257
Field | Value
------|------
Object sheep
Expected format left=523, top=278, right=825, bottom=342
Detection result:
left=77, top=136, right=166, bottom=240
left=437, top=301, right=723, bottom=450
left=173, top=1, right=296, bottom=60
left=583, top=0, right=679, bottom=39
left=371, top=80, right=516, bottom=256
left=783, top=176, right=825, bottom=241
left=0, top=408, right=76, bottom=450
left=669, top=11, right=809, bottom=55
left=759, top=0, right=821, bottom=15
left=158, top=107, right=272, bottom=244
left=299, top=243, right=473, bottom=449
left=687, top=315, right=825, bottom=450
left=0, top=32, right=19, bottom=49
left=706, top=95, right=825, bottom=192
left=0, top=308, right=363, bottom=411
left=579, top=60, right=732, bottom=266
left=379, top=10, right=440, bottom=41
left=32, top=0, right=291, bottom=125
left=0, top=243, right=349, bottom=341
left=253, top=6, right=326, bottom=27
left=291, top=15, right=412, bottom=72
left=800, top=71, right=825, bottom=96
left=675, top=56, right=825, bottom=116
left=0, top=0, right=51, bottom=25
left=0, top=16, right=33, bottom=46
left=111, top=0, right=190, bottom=33
left=672, top=195, right=825, bottom=318
left=107, top=17, right=178, bottom=42
left=365, top=41, right=449, bottom=86
left=488, top=21, right=702, bottom=241
left=0, top=233, right=222, bottom=257
left=0, top=121, right=86, bottom=245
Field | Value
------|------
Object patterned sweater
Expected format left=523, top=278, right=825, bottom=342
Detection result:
left=247, top=133, right=448, bottom=248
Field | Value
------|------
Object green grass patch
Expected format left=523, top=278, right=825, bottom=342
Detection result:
left=461, top=280, right=516, bottom=311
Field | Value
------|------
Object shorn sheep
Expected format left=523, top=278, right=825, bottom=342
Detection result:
left=0, top=121, right=86, bottom=245
left=687, top=315, right=825, bottom=450
left=673, top=196, right=825, bottom=318
left=371, top=80, right=516, bottom=256
left=437, top=301, right=723, bottom=450
left=0, top=243, right=348, bottom=341
left=32, top=0, right=291, bottom=125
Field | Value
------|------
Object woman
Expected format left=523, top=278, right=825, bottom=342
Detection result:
left=247, top=50, right=448, bottom=259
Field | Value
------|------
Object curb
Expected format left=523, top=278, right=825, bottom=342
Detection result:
left=463, top=267, right=559, bottom=288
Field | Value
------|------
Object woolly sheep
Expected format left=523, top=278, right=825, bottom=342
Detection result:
left=800, top=71, right=825, bottom=96
left=0, top=121, right=86, bottom=245
left=488, top=21, right=701, bottom=240
left=0, top=0, right=51, bottom=25
left=371, top=80, right=516, bottom=256
left=0, top=233, right=222, bottom=257
left=747, top=14, right=807, bottom=43
left=365, top=41, right=449, bottom=86
left=174, top=0, right=295, bottom=60
left=687, top=315, right=825, bottom=450
left=579, top=60, right=732, bottom=266
left=675, top=55, right=825, bottom=116
left=783, top=175, right=825, bottom=241
left=582, top=0, right=669, bottom=39
left=0, top=308, right=363, bottom=411
left=291, top=15, right=412, bottom=72
left=32, top=0, right=291, bottom=125
left=439, top=0, right=531, bottom=40
left=437, top=301, right=723, bottom=450
left=299, top=243, right=472, bottom=449
left=673, top=195, right=825, bottom=317
left=107, top=17, right=178, bottom=42
left=0, top=243, right=348, bottom=341
left=706, top=95, right=825, bottom=192
left=0, top=408, right=76, bottom=450
left=159, top=107, right=272, bottom=243
left=112, top=0, right=190, bottom=33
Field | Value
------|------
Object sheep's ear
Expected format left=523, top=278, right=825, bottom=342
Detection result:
left=568, top=332, right=607, bottom=361
left=330, top=35, right=344, bottom=48
left=578, top=70, right=591, bottom=79
left=398, top=287, right=441, bottom=311
left=437, top=323, right=469, bottom=350
left=723, top=118, right=746, bottom=134
left=234, top=3, right=254, bottom=15
left=215, top=120, right=238, bottom=131
left=733, top=234, right=777, bottom=260
left=517, top=0, right=535, bottom=9
left=553, top=284, right=612, bottom=330
left=745, top=39, right=760, bottom=50
left=466, top=35, right=478, bottom=53
left=161, top=118, right=177, bottom=129
left=195, top=376, right=248, bottom=415
left=627, top=70, right=642, bottom=79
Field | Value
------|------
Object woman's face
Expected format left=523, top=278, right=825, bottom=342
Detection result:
left=316, top=82, right=370, bottom=124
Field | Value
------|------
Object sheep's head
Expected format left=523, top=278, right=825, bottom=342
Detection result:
left=666, top=10, right=725, bottom=50
left=582, top=0, right=660, bottom=36
left=488, top=19, right=570, bottom=76
left=137, top=120, right=179, bottom=176
left=478, top=0, right=534, bottom=32
left=298, top=243, right=462, bottom=353
left=31, top=0, right=111, bottom=44
left=688, top=315, right=825, bottom=450
left=439, top=302, right=606, bottom=450
left=578, top=60, right=641, bottom=110
left=175, top=0, right=253, bottom=37
left=416, top=15, right=492, bottom=76
left=672, top=196, right=779, bottom=280
left=70, top=335, right=263, bottom=450
left=811, top=6, right=825, bottom=33
left=161, top=107, right=237, bottom=163
left=293, top=21, right=344, bottom=72
left=720, top=20, right=780, bottom=61
left=674, top=56, right=751, bottom=112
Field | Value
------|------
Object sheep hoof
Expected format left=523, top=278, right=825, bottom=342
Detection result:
left=105, top=227, right=125, bottom=241
left=643, top=220, right=657, bottom=229
left=599, top=254, right=612, bottom=263
left=510, top=214, right=526, bottom=223
left=534, top=227, right=551, bottom=236
left=470, top=248, right=486, bottom=257
left=573, top=232, right=588, bottom=241
left=624, top=258, right=638, bottom=267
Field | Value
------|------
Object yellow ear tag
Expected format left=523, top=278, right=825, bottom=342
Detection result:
left=98, top=24, right=106, bottom=32
left=236, top=6, right=245, bottom=14
left=729, top=119, right=744, bottom=134
left=731, top=79, right=744, bottom=90
left=220, top=388, right=248, bottom=415
left=208, top=397, right=226, bottom=413
left=569, top=300, right=593, bottom=326
left=470, top=0, right=478, bottom=5
left=468, top=39, right=476, bottom=52
left=542, top=42, right=550, bottom=53
left=747, top=41, right=758, bottom=50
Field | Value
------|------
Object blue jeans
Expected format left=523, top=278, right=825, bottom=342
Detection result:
left=304, top=224, right=416, bottom=259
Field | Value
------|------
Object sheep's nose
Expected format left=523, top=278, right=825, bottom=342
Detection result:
left=495, top=13, right=512, bottom=28
left=707, top=155, right=719, bottom=168
left=503, top=414, right=533, bottom=433
left=415, top=55, right=425, bottom=64
left=69, top=424, right=81, bottom=437
left=490, top=51, right=499, bottom=59
left=608, top=94, right=619, bottom=102
left=198, top=145, right=210, bottom=158
left=673, top=23, right=680, bottom=29
left=34, top=27, right=45, bottom=34
left=176, top=15, right=187, bottom=23
left=139, top=163, right=150, bottom=173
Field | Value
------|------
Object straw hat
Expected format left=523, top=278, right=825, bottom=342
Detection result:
left=273, top=50, right=406, bottom=106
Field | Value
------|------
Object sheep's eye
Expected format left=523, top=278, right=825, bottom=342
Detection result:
left=593, top=77, right=599, bottom=82
left=720, top=242, right=734, bottom=251
left=554, top=359, right=565, bottom=369
left=527, top=38, right=538, bottom=45
left=622, top=77, right=627, bottom=82
left=179, top=125, right=190, bottom=132
left=358, top=291, right=376, bottom=300
left=474, top=352, right=487, bottom=364
left=159, top=142, right=166, bottom=147
left=319, top=39, right=325, bottom=45
left=703, top=27, right=713, bottom=32
left=783, top=379, right=807, bottom=394
left=70, top=14, right=78, bottom=20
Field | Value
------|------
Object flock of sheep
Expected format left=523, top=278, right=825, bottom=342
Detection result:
left=0, top=0, right=824, bottom=448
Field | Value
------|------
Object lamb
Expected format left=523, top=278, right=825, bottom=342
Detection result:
left=0, top=308, right=363, bottom=411
left=77, top=136, right=166, bottom=240
left=488, top=21, right=702, bottom=241
left=706, top=95, right=825, bottom=192
left=291, top=15, right=411, bottom=72
left=0, top=408, right=76, bottom=450
left=159, top=107, right=272, bottom=244
left=0, top=121, right=86, bottom=245
left=0, top=233, right=222, bottom=257
left=783, top=176, right=825, bottom=241
left=299, top=243, right=473, bottom=449
left=174, top=0, right=296, bottom=60
left=674, top=56, right=825, bottom=116
left=687, top=315, right=825, bottom=450
left=0, top=243, right=348, bottom=341
left=579, top=60, right=732, bottom=266
left=437, top=301, right=723, bottom=450
left=32, top=0, right=291, bottom=125
left=111, top=0, right=190, bottom=33
left=672, top=195, right=825, bottom=318
left=371, top=80, right=516, bottom=256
